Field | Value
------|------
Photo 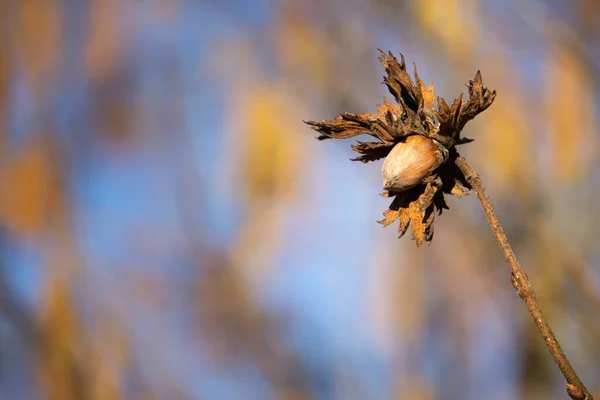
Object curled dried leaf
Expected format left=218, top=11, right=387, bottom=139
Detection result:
left=449, top=181, right=470, bottom=197
left=305, top=113, right=376, bottom=141
left=378, top=209, right=399, bottom=227
left=306, top=98, right=415, bottom=162
left=397, top=207, right=411, bottom=238
left=458, top=71, right=497, bottom=129
left=437, top=71, right=496, bottom=140
left=420, top=81, right=436, bottom=117
left=378, top=49, right=419, bottom=111
left=351, top=141, right=395, bottom=163
left=379, top=179, right=443, bottom=245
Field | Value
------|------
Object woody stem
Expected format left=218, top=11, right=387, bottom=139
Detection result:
left=454, top=155, right=593, bottom=400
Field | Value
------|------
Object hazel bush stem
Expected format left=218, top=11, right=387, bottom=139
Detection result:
left=454, top=155, right=593, bottom=400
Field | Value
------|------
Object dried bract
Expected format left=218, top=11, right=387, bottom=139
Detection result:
left=305, top=50, right=496, bottom=245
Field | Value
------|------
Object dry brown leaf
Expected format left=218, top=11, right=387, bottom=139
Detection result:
left=379, top=208, right=400, bottom=227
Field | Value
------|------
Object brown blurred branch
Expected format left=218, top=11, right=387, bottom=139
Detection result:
left=0, top=276, right=91, bottom=400
left=535, top=217, right=600, bottom=313
left=455, top=156, right=594, bottom=400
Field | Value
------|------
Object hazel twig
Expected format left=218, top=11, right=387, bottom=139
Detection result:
left=454, top=155, right=594, bottom=400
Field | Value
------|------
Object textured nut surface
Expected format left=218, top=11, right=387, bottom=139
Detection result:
left=382, top=135, right=444, bottom=192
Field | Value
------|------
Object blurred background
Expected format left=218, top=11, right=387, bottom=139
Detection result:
left=1, top=0, right=600, bottom=399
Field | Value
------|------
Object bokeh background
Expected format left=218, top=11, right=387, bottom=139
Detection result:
left=1, top=1, right=600, bottom=399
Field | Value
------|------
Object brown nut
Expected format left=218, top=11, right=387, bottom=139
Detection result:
left=382, top=135, right=446, bottom=192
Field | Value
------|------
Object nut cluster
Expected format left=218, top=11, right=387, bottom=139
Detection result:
left=305, top=50, right=496, bottom=245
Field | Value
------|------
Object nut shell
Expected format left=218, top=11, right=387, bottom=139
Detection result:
left=382, top=135, right=445, bottom=192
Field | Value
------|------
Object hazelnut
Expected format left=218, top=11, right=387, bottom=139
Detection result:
left=382, top=135, right=446, bottom=192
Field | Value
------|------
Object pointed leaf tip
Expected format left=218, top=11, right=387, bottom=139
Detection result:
left=379, top=208, right=400, bottom=227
